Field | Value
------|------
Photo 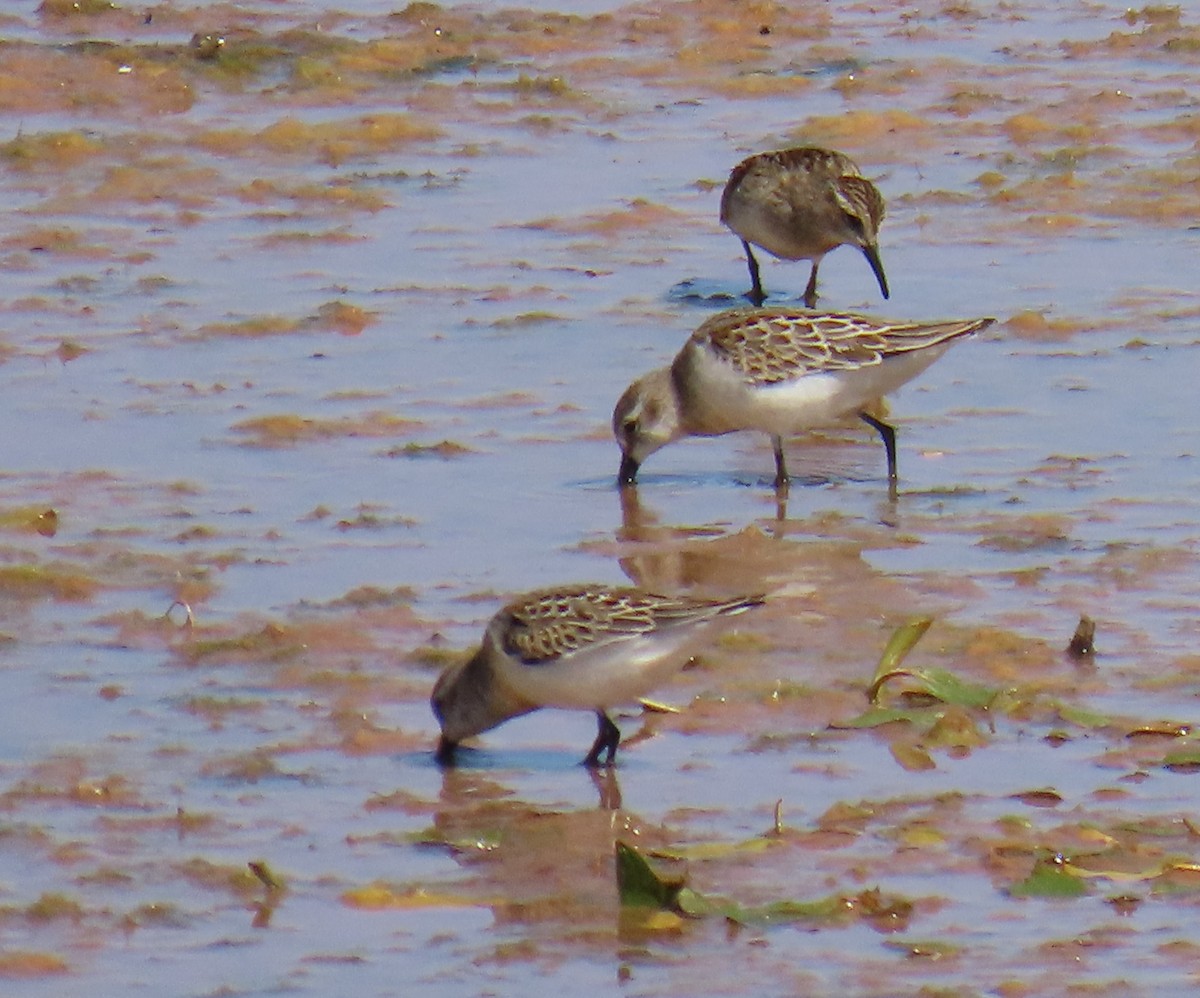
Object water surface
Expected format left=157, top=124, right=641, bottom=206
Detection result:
left=2, top=0, right=1200, bottom=995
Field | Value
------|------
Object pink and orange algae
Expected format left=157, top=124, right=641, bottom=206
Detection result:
left=193, top=301, right=378, bottom=341
left=231, top=410, right=423, bottom=447
left=237, top=177, right=390, bottom=215
left=1, top=755, right=147, bottom=811
left=196, top=114, right=442, bottom=164
left=2, top=0, right=1200, bottom=994
left=0, top=47, right=194, bottom=117
left=0, top=951, right=70, bottom=978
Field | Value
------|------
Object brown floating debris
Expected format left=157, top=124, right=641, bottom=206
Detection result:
left=191, top=34, right=225, bottom=61
left=248, top=861, right=283, bottom=892
left=1126, top=723, right=1190, bottom=739
left=1105, top=894, right=1141, bottom=916
left=35, top=509, right=58, bottom=537
left=1066, top=615, right=1095, bottom=659
left=1009, top=787, right=1064, bottom=808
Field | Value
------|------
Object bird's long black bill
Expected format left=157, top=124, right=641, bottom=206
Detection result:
left=862, top=243, right=890, bottom=300
left=618, top=453, right=640, bottom=486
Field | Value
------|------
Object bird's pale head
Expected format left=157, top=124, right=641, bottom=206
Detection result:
left=834, top=176, right=889, bottom=300
left=612, top=367, right=680, bottom=485
left=430, top=650, right=492, bottom=757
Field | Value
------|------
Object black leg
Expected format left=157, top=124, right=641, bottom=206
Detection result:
left=435, top=736, right=458, bottom=767
left=859, top=411, right=898, bottom=482
left=802, top=262, right=819, bottom=309
left=742, top=240, right=766, bottom=306
left=771, top=434, right=790, bottom=495
left=583, top=711, right=621, bottom=768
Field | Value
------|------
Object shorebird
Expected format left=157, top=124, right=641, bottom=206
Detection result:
left=614, top=306, right=993, bottom=492
left=431, top=584, right=762, bottom=766
left=720, top=147, right=888, bottom=308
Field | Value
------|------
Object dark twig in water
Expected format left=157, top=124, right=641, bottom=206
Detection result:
left=248, top=861, right=284, bottom=892
left=1066, top=616, right=1095, bottom=660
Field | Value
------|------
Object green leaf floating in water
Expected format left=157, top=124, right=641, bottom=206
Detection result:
left=1009, top=854, right=1088, bottom=898
left=1162, top=744, right=1200, bottom=773
left=864, top=618, right=997, bottom=710
left=870, top=665, right=997, bottom=709
left=834, top=705, right=928, bottom=729
left=684, top=885, right=913, bottom=928
left=615, top=842, right=913, bottom=928
left=615, top=841, right=684, bottom=909
left=680, top=890, right=850, bottom=925
left=872, top=617, right=934, bottom=680
left=1051, top=702, right=1116, bottom=730
left=835, top=623, right=995, bottom=728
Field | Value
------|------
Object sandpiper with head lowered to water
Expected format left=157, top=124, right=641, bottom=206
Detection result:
left=432, top=584, right=763, bottom=767
left=614, top=306, right=994, bottom=492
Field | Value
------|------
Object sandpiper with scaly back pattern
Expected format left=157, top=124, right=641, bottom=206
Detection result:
left=613, top=306, right=994, bottom=493
left=431, top=585, right=763, bottom=767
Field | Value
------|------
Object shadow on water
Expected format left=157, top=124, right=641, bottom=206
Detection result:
left=410, top=743, right=605, bottom=775
left=667, top=277, right=812, bottom=309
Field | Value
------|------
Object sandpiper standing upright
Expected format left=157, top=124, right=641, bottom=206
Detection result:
left=720, top=147, right=888, bottom=308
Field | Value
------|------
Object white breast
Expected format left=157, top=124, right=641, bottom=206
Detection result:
left=494, top=627, right=715, bottom=710
left=679, top=339, right=953, bottom=438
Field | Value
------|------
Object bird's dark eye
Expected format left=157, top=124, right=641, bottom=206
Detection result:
left=844, top=213, right=865, bottom=236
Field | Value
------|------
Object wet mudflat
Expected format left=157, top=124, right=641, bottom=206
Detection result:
left=1, top=0, right=1200, bottom=994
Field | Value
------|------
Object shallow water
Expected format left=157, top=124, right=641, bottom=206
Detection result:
left=3, top=0, right=1200, bottom=994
